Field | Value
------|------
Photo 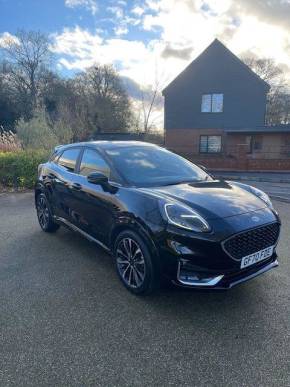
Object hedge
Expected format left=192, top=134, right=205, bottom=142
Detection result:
left=0, top=150, right=49, bottom=189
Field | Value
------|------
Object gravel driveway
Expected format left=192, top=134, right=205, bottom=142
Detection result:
left=0, top=192, right=289, bottom=386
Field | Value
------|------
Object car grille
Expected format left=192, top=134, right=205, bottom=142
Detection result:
left=223, top=222, right=280, bottom=261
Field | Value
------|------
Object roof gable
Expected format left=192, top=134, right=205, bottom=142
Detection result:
left=162, top=39, right=270, bottom=94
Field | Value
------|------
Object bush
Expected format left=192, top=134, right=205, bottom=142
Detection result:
left=16, top=110, right=59, bottom=151
left=16, top=109, right=73, bottom=150
left=0, top=150, right=49, bottom=189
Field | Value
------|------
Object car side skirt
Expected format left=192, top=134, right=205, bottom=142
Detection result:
left=54, top=216, right=111, bottom=253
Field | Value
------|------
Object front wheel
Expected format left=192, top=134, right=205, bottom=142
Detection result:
left=36, top=193, right=60, bottom=233
left=114, top=230, right=159, bottom=295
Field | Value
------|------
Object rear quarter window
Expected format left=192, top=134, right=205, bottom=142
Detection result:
left=58, top=148, right=80, bottom=172
left=50, top=151, right=61, bottom=163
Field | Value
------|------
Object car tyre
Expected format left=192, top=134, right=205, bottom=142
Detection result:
left=36, top=193, right=60, bottom=233
left=114, top=230, right=159, bottom=295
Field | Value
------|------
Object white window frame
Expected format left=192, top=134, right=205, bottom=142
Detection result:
left=201, top=93, right=223, bottom=113
left=199, top=135, right=222, bottom=153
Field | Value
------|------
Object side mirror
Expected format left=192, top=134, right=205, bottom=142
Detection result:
left=87, top=172, right=108, bottom=186
left=87, top=171, right=117, bottom=194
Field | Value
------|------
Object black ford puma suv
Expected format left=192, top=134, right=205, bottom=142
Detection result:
left=35, top=141, right=281, bottom=294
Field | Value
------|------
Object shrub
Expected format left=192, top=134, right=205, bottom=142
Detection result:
left=0, top=150, right=49, bottom=190
left=16, top=110, right=59, bottom=151
left=16, top=109, right=73, bottom=150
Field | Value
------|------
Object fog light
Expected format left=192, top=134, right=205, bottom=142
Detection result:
left=168, top=240, right=194, bottom=255
left=177, top=260, right=224, bottom=286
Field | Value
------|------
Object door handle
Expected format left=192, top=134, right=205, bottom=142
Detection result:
left=71, top=183, right=82, bottom=190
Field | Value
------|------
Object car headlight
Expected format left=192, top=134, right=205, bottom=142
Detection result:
left=250, top=186, right=273, bottom=208
left=162, top=202, right=211, bottom=232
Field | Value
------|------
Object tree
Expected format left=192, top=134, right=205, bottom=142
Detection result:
left=52, top=80, right=91, bottom=142
left=0, top=67, right=20, bottom=130
left=0, top=30, right=52, bottom=110
left=0, top=31, right=135, bottom=140
left=75, top=64, right=133, bottom=135
left=242, top=57, right=283, bottom=84
left=139, top=82, right=164, bottom=132
left=242, top=56, right=290, bottom=124
left=132, top=64, right=166, bottom=133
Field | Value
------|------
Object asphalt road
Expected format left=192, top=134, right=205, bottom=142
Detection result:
left=0, top=193, right=289, bottom=387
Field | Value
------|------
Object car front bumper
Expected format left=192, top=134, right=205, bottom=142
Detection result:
left=155, top=209, right=280, bottom=289
left=172, top=254, right=279, bottom=289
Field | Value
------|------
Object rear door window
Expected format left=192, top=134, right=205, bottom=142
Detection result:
left=58, top=148, right=80, bottom=172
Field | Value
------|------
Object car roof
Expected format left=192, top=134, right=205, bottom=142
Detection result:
left=54, top=141, right=160, bottom=152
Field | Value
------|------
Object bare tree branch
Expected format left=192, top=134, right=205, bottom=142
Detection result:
left=1, top=30, right=51, bottom=108
left=242, top=56, right=290, bottom=124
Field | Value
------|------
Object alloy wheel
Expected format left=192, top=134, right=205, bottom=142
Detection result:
left=116, top=237, right=146, bottom=288
left=37, top=196, right=50, bottom=229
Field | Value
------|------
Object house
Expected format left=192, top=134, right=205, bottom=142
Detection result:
left=163, top=39, right=290, bottom=171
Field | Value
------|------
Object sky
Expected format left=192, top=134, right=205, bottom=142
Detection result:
left=0, top=0, right=290, bottom=126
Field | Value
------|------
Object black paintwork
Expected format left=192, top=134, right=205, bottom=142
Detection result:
left=35, top=141, right=280, bottom=289
left=163, top=39, right=270, bottom=130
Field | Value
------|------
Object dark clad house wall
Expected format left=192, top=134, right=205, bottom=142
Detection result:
left=163, top=39, right=269, bottom=130
left=162, top=39, right=290, bottom=170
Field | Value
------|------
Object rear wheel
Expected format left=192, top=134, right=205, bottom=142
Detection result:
left=114, top=230, right=159, bottom=295
left=36, top=193, right=59, bottom=233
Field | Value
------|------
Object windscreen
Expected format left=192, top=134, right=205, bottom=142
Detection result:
left=105, top=146, right=210, bottom=187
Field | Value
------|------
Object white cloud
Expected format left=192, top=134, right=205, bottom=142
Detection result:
left=50, top=26, right=103, bottom=58
left=52, top=26, right=176, bottom=91
left=141, top=0, right=290, bottom=82
left=114, top=26, right=129, bottom=36
left=131, top=6, right=145, bottom=16
left=0, top=32, right=19, bottom=47
left=55, top=0, right=290, bottom=91
left=107, top=6, right=124, bottom=19
left=51, top=27, right=151, bottom=79
left=64, top=0, right=98, bottom=15
left=116, top=0, right=127, bottom=6
left=145, top=0, right=161, bottom=12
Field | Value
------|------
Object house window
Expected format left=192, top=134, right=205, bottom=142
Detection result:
left=247, top=135, right=263, bottom=153
left=246, top=136, right=252, bottom=153
left=201, top=93, right=223, bottom=113
left=253, top=137, right=263, bottom=151
left=200, top=135, right=222, bottom=153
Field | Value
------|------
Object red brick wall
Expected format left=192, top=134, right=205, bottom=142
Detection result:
left=166, top=129, right=290, bottom=171
left=185, top=156, right=290, bottom=171
left=247, top=158, right=290, bottom=171
left=165, top=128, right=225, bottom=154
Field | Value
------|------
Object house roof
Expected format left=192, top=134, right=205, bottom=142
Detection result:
left=225, top=125, right=290, bottom=134
left=162, top=39, right=270, bottom=94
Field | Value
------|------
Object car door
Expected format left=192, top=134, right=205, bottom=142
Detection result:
left=47, top=147, right=82, bottom=221
left=68, top=147, right=122, bottom=246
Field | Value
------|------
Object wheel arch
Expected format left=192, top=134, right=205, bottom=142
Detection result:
left=35, top=183, right=45, bottom=203
left=110, top=219, right=160, bottom=261
left=34, top=183, right=54, bottom=215
left=35, top=186, right=42, bottom=200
